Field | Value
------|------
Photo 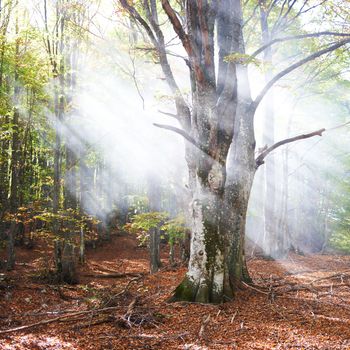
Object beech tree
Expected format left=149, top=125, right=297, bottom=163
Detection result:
left=118, top=0, right=350, bottom=303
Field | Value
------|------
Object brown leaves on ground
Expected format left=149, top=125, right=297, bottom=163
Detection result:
left=1, top=233, right=350, bottom=349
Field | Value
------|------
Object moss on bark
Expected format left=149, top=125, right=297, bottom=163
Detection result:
left=167, top=276, right=197, bottom=302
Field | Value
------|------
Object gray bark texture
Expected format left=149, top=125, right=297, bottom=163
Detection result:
left=165, top=0, right=255, bottom=302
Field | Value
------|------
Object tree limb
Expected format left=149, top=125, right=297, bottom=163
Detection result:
left=120, top=0, right=191, bottom=130
left=252, top=38, right=350, bottom=110
left=153, top=123, right=212, bottom=158
left=0, top=306, right=121, bottom=335
left=119, top=0, right=158, bottom=48
left=158, top=110, right=180, bottom=120
left=251, top=31, right=350, bottom=58
left=255, top=128, right=325, bottom=168
left=161, top=0, right=193, bottom=56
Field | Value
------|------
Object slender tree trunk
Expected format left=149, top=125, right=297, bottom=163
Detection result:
left=64, top=148, right=77, bottom=209
left=6, top=220, right=16, bottom=270
left=149, top=226, right=160, bottom=273
left=18, top=91, right=33, bottom=206
left=147, top=174, right=161, bottom=273
left=79, top=151, right=87, bottom=215
left=9, top=106, right=20, bottom=212
left=169, top=242, right=175, bottom=265
left=53, top=0, right=65, bottom=215
left=0, top=114, right=10, bottom=212
left=259, top=0, right=277, bottom=258
left=79, top=227, right=85, bottom=263
left=276, top=147, right=289, bottom=255
left=9, top=13, right=20, bottom=212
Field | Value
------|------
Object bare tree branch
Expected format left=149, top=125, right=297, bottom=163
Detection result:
left=251, top=31, right=350, bottom=58
left=252, top=38, right=350, bottom=110
left=119, top=0, right=158, bottom=47
left=327, top=120, right=350, bottom=131
left=153, top=123, right=212, bottom=158
left=120, top=0, right=191, bottom=130
left=158, top=110, right=180, bottom=120
left=255, top=128, right=325, bottom=168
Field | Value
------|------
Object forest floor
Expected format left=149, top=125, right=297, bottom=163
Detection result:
left=1, top=232, right=350, bottom=350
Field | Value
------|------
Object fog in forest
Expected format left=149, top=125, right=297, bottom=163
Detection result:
left=2, top=0, right=350, bottom=346
left=22, top=0, right=350, bottom=257
left=54, top=19, right=350, bottom=259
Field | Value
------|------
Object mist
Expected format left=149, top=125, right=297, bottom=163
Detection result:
left=38, top=0, right=350, bottom=257
left=2, top=1, right=350, bottom=342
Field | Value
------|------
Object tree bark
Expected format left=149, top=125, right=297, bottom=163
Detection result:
left=167, top=0, right=255, bottom=303
left=6, top=220, right=16, bottom=270
left=9, top=13, right=20, bottom=212
left=147, top=174, right=162, bottom=273
left=170, top=165, right=255, bottom=302
left=170, top=93, right=256, bottom=302
left=259, top=0, right=278, bottom=258
left=79, top=227, right=85, bottom=263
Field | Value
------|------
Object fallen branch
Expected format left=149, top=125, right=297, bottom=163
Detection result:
left=127, top=332, right=189, bottom=340
left=198, top=314, right=210, bottom=340
left=73, top=315, right=115, bottom=330
left=308, top=270, right=350, bottom=285
left=241, top=281, right=269, bottom=295
left=82, top=272, right=144, bottom=279
left=0, top=306, right=121, bottom=335
left=0, top=294, right=155, bottom=335
left=313, top=314, right=350, bottom=324
left=102, top=276, right=142, bottom=307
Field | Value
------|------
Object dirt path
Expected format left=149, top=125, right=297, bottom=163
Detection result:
left=1, top=233, right=350, bottom=349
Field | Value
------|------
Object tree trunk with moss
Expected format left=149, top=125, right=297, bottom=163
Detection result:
left=170, top=103, right=256, bottom=303
left=164, top=0, right=254, bottom=302
left=170, top=180, right=254, bottom=302
left=120, top=0, right=340, bottom=303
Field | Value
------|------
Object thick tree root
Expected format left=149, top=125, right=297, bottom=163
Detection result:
left=168, top=277, right=197, bottom=302
left=168, top=276, right=234, bottom=304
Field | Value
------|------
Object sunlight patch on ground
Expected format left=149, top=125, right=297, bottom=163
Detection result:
left=181, top=344, right=209, bottom=350
left=1, top=335, right=76, bottom=350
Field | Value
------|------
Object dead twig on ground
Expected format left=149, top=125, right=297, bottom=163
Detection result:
left=308, top=270, right=350, bottom=285
left=0, top=306, right=121, bottom=334
left=102, top=276, right=143, bottom=307
left=82, top=272, right=145, bottom=278
left=241, top=281, right=269, bottom=295
left=198, top=314, right=210, bottom=340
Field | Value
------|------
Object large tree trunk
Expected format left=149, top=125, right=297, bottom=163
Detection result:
left=170, top=104, right=256, bottom=303
left=170, top=174, right=254, bottom=303
left=168, top=0, right=256, bottom=303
